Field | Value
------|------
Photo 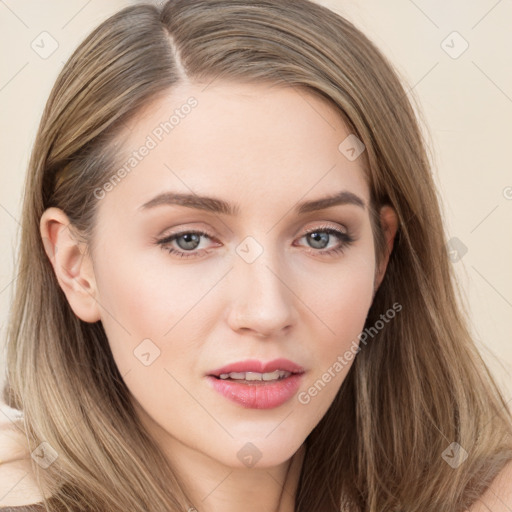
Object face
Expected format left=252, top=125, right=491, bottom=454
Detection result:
left=46, top=81, right=395, bottom=470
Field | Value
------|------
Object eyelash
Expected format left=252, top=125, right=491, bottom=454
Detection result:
left=155, top=225, right=355, bottom=260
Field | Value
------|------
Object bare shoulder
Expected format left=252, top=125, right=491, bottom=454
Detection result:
left=467, top=459, right=512, bottom=512
left=0, top=412, right=45, bottom=508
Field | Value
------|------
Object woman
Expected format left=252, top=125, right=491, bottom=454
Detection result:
left=1, top=0, right=511, bottom=510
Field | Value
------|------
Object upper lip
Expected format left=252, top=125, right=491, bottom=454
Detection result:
left=208, top=358, right=305, bottom=377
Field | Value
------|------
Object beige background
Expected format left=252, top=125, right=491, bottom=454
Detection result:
left=1, top=1, right=511, bottom=406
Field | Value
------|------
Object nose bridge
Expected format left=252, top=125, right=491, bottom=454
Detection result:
left=227, top=233, right=297, bottom=336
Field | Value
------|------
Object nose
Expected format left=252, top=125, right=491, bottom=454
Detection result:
left=226, top=247, right=298, bottom=338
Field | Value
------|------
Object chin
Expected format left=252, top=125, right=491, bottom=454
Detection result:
left=210, top=437, right=304, bottom=470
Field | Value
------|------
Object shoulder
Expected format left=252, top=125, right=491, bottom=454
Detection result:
left=0, top=407, right=46, bottom=508
left=467, top=459, right=512, bottom=512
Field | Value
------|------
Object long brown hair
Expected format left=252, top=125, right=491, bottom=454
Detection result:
left=3, top=1, right=512, bottom=510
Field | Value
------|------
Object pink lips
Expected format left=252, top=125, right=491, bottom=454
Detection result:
left=206, top=358, right=305, bottom=409
left=208, top=358, right=304, bottom=376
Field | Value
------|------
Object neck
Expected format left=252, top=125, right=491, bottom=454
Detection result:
left=173, top=440, right=306, bottom=512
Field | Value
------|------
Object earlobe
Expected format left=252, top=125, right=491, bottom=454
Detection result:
left=373, top=205, right=398, bottom=293
left=40, top=207, right=101, bottom=323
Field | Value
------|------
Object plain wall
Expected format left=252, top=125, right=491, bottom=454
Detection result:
left=1, top=0, right=511, bottom=405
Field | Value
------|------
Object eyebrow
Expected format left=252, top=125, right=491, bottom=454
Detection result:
left=138, top=190, right=365, bottom=215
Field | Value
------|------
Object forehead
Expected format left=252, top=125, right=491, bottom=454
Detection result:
left=100, top=81, right=369, bottom=219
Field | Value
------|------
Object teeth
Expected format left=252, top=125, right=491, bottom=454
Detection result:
left=218, top=370, right=291, bottom=381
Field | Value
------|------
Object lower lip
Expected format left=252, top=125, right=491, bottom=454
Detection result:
left=206, top=373, right=304, bottom=409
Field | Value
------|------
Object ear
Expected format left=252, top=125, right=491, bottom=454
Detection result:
left=373, top=204, right=398, bottom=293
left=40, top=207, right=101, bottom=323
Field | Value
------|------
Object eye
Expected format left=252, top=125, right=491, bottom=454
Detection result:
left=155, top=229, right=218, bottom=259
left=154, top=224, right=355, bottom=260
left=294, top=225, right=355, bottom=257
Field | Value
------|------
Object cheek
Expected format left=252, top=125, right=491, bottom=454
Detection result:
left=92, top=244, right=218, bottom=374
left=300, top=249, right=375, bottom=396
left=91, top=246, right=169, bottom=370
left=315, top=250, right=375, bottom=341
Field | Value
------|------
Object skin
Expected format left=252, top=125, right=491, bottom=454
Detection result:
left=40, top=81, right=399, bottom=512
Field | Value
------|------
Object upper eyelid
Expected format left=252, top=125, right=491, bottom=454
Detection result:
left=159, top=219, right=351, bottom=237
left=302, top=224, right=349, bottom=234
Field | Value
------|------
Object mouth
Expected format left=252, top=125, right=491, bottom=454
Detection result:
left=211, top=369, right=295, bottom=384
left=208, top=357, right=304, bottom=378
left=206, top=358, right=305, bottom=409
